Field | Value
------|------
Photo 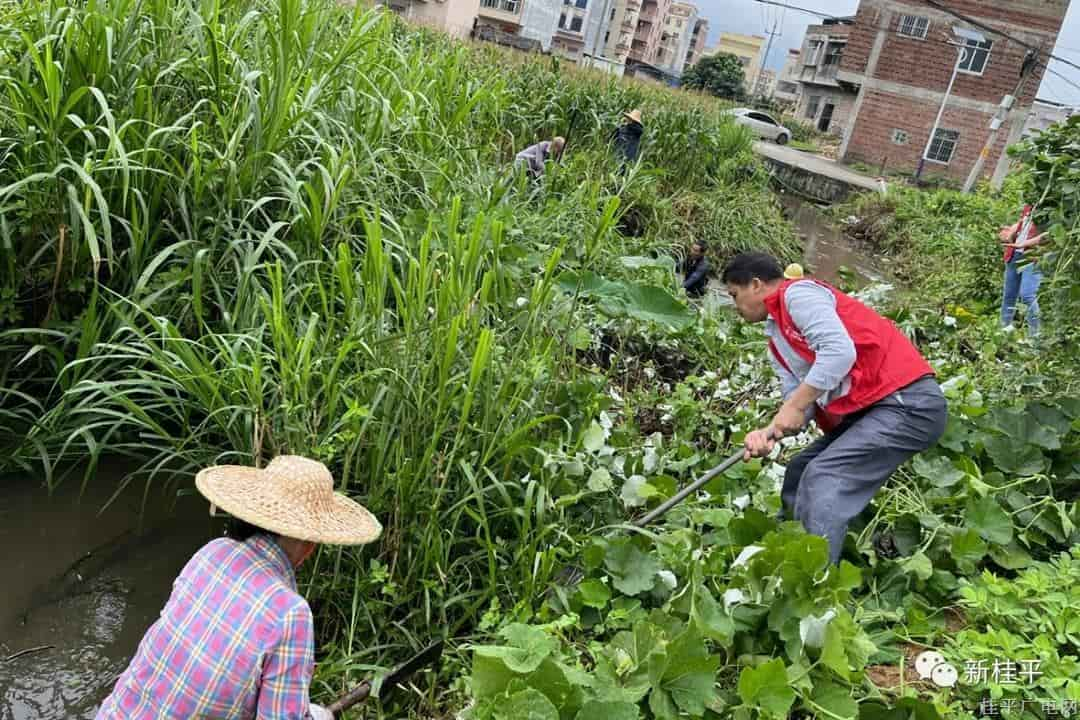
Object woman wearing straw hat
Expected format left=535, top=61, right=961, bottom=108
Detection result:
left=612, top=109, right=644, bottom=167
left=96, top=456, right=381, bottom=720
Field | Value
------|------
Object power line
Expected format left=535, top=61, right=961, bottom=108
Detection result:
left=751, top=0, right=837, bottom=20
left=1042, top=65, right=1080, bottom=98
left=917, top=0, right=1080, bottom=75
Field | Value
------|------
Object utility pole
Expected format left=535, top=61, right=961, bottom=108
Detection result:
left=915, top=28, right=983, bottom=182
left=754, top=16, right=782, bottom=98
left=962, top=49, right=1038, bottom=193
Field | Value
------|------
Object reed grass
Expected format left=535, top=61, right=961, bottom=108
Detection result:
left=0, top=0, right=796, bottom=711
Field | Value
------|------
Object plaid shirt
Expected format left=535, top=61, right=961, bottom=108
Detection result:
left=97, top=534, right=315, bottom=719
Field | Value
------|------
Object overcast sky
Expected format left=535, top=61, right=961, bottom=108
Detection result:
left=693, top=0, right=1080, bottom=106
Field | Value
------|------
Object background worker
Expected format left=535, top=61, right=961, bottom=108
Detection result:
left=722, top=253, right=947, bottom=564
left=514, top=136, right=565, bottom=179
left=96, top=456, right=382, bottom=720
left=612, top=109, right=644, bottom=167
left=682, top=241, right=711, bottom=298
left=999, top=204, right=1047, bottom=338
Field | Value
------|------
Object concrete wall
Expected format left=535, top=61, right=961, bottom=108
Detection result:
left=797, top=87, right=857, bottom=135
left=394, top=0, right=481, bottom=38
left=520, top=0, right=560, bottom=49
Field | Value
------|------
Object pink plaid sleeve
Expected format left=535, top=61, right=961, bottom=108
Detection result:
left=257, top=599, right=315, bottom=719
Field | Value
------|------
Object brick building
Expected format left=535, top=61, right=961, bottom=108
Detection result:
left=794, top=17, right=857, bottom=136
left=836, top=0, right=1069, bottom=183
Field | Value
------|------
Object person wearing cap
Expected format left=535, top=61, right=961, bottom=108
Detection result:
left=722, top=252, right=946, bottom=564
left=514, top=136, right=565, bottom=179
left=96, top=456, right=381, bottom=720
left=612, top=109, right=644, bottom=166
left=999, top=204, right=1047, bottom=338
left=681, top=241, right=711, bottom=298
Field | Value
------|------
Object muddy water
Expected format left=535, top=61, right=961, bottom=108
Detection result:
left=700, top=196, right=887, bottom=312
left=0, top=464, right=214, bottom=719
left=779, top=194, right=887, bottom=287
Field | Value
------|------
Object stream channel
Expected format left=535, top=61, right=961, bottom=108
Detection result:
left=0, top=198, right=886, bottom=719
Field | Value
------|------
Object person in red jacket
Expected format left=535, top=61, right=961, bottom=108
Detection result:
left=722, top=253, right=947, bottom=563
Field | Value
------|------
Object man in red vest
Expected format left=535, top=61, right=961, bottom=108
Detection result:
left=722, top=253, right=947, bottom=563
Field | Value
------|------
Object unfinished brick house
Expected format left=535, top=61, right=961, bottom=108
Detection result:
left=835, top=0, right=1069, bottom=183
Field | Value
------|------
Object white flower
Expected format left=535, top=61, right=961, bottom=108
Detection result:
left=733, top=494, right=751, bottom=510
left=691, top=549, right=704, bottom=561
left=599, top=411, right=614, bottom=430
left=943, top=315, right=957, bottom=327
left=643, top=367, right=656, bottom=379
left=723, top=588, right=746, bottom=609
left=657, top=570, right=678, bottom=589
left=732, top=545, right=764, bottom=568
left=516, top=297, right=528, bottom=308
left=609, top=388, right=624, bottom=403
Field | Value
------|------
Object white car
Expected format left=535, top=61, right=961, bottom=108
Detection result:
left=729, top=108, right=791, bottom=145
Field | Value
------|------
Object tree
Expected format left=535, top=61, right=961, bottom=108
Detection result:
left=682, top=53, right=746, bottom=100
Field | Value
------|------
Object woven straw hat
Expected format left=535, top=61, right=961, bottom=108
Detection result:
left=623, top=109, right=643, bottom=124
left=196, top=456, right=382, bottom=545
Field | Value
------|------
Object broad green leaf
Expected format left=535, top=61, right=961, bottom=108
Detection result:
left=578, top=579, right=612, bottom=609
left=808, top=681, right=858, bottom=720
left=604, top=540, right=662, bottom=596
left=912, top=454, right=965, bottom=487
left=574, top=701, right=640, bottom=720
left=985, top=406, right=1061, bottom=449
left=983, top=436, right=1046, bottom=475
left=737, top=659, right=795, bottom=719
left=583, top=421, right=606, bottom=452
left=620, top=475, right=657, bottom=509
left=609, top=620, right=667, bottom=685
left=472, top=624, right=558, bottom=673
left=556, top=271, right=694, bottom=330
left=655, top=655, right=720, bottom=716
left=493, top=688, right=559, bottom=720
left=950, top=529, right=987, bottom=572
left=902, top=551, right=934, bottom=581
left=620, top=255, right=675, bottom=271
left=965, top=496, right=1014, bottom=545
left=588, top=467, right=614, bottom=492
left=693, top=584, right=735, bottom=644
left=989, top=542, right=1033, bottom=569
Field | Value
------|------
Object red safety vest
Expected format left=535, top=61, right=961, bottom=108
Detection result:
left=764, top=279, right=934, bottom=432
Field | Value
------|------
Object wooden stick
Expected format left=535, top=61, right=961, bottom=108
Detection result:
left=5, top=645, right=54, bottom=662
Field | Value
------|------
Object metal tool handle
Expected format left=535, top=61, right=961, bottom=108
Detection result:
left=631, top=429, right=777, bottom=528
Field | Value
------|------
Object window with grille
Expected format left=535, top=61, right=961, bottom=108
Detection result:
left=891, top=128, right=909, bottom=145
left=959, top=37, right=992, bottom=74
left=806, top=95, right=821, bottom=119
left=559, top=12, right=566, bottom=28
left=570, top=15, right=583, bottom=31
left=897, top=15, right=929, bottom=39
left=927, top=129, right=959, bottom=163
left=823, top=42, right=844, bottom=66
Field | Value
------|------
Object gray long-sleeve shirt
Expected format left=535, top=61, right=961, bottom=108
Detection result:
left=764, top=281, right=857, bottom=419
left=514, top=141, right=551, bottom=177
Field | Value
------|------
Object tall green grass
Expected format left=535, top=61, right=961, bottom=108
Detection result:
left=0, top=0, right=796, bottom=710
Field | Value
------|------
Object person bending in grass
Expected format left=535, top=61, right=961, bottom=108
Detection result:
left=514, top=136, right=565, bottom=179
left=722, top=253, right=947, bottom=563
left=97, top=456, right=382, bottom=720
left=682, top=241, right=711, bottom=298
